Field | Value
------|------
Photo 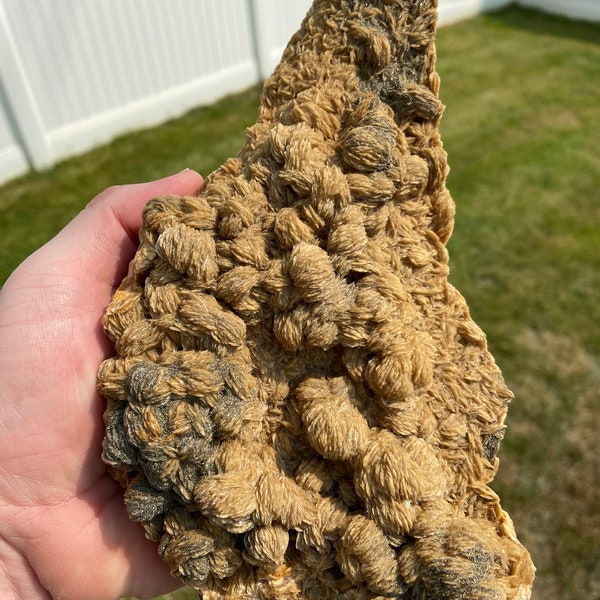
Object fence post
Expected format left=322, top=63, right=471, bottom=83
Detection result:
left=246, top=0, right=269, bottom=81
left=0, top=2, right=51, bottom=170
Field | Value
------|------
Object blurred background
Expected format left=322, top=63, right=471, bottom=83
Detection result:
left=0, top=0, right=596, bottom=186
left=0, top=2, right=598, bottom=600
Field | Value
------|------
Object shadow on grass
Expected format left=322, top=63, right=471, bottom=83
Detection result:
left=489, top=4, right=600, bottom=44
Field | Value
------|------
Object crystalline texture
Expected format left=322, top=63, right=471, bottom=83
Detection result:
left=98, top=1, right=535, bottom=598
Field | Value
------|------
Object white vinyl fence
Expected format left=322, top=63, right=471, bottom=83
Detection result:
left=0, top=0, right=597, bottom=186
left=0, top=0, right=314, bottom=184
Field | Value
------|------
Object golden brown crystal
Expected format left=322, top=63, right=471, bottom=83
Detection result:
left=98, top=1, right=535, bottom=598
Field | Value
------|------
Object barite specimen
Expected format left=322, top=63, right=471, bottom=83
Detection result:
left=98, top=1, right=535, bottom=598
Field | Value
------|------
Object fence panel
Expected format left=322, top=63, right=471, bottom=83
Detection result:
left=438, top=0, right=510, bottom=25
left=250, top=0, right=312, bottom=79
left=0, top=99, right=28, bottom=184
left=0, top=0, right=261, bottom=181
left=518, top=0, right=600, bottom=22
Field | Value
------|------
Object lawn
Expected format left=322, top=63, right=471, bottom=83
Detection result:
left=1, top=5, right=598, bottom=600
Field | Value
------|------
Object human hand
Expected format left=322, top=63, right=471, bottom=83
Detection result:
left=0, top=170, right=203, bottom=600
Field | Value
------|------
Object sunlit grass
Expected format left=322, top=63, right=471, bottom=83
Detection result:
left=438, top=8, right=600, bottom=600
left=1, top=6, right=598, bottom=600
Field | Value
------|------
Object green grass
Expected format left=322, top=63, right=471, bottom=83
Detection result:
left=439, top=7, right=600, bottom=600
left=1, top=6, right=598, bottom=600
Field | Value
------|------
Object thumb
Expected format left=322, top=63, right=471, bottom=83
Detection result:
left=85, top=168, right=204, bottom=246
left=32, top=169, right=204, bottom=295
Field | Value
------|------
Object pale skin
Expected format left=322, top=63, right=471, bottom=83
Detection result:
left=0, top=169, right=204, bottom=600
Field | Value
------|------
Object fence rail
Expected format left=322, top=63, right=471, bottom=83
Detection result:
left=0, top=0, right=597, bottom=186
